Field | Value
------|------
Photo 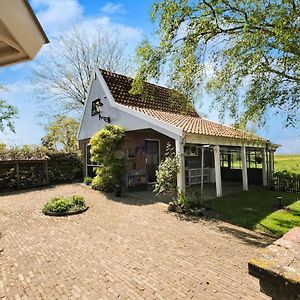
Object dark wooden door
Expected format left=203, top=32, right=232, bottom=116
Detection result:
left=145, top=140, right=160, bottom=183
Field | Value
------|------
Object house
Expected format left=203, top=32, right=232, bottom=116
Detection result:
left=78, top=69, right=278, bottom=197
left=0, top=0, right=49, bottom=67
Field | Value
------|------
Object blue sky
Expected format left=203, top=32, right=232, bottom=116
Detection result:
left=0, top=0, right=299, bottom=153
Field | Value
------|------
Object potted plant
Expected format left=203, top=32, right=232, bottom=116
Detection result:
left=83, top=176, right=92, bottom=185
left=115, top=182, right=123, bottom=197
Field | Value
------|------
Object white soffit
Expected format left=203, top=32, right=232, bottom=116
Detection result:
left=0, top=0, right=49, bottom=67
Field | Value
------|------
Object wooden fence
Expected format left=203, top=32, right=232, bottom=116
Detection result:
left=0, top=152, right=83, bottom=191
left=273, top=173, right=300, bottom=193
left=0, top=159, right=49, bottom=190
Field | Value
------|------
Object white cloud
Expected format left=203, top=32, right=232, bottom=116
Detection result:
left=30, top=0, right=84, bottom=36
left=1, top=81, right=36, bottom=104
left=29, top=0, right=142, bottom=49
left=78, top=16, right=142, bottom=43
left=1, top=1, right=144, bottom=146
left=100, top=2, right=125, bottom=15
left=33, top=14, right=142, bottom=64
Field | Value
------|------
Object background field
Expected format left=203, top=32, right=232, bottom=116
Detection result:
left=274, top=154, right=300, bottom=174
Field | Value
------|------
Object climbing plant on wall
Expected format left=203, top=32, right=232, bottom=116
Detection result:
left=89, top=125, right=126, bottom=191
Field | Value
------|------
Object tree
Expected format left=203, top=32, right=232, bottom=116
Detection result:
left=90, top=125, right=125, bottom=191
left=0, top=141, right=6, bottom=151
left=132, top=0, right=300, bottom=128
left=0, top=86, right=18, bottom=132
left=42, top=115, right=79, bottom=152
left=33, top=27, right=132, bottom=116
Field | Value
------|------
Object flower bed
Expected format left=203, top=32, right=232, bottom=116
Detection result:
left=42, top=195, right=88, bottom=216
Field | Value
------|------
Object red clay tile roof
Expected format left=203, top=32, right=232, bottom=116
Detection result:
left=128, top=107, right=267, bottom=142
left=100, top=69, right=198, bottom=116
left=100, top=69, right=267, bottom=142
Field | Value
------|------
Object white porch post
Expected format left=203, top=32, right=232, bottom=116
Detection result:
left=213, top=145, right=222, bottom=197
left=241, top=146, right=248, bottom=191
left=270, top=151, right=274, bottom=180
left=262, top=148, right=268, bottom=186
left=175, top=138, right=185, bottom=193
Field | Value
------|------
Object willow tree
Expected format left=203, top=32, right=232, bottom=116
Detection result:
left=132, top=0, right=300, bottom=128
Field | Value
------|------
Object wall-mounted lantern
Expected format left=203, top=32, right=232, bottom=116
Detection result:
left=91, top=98, right=110, bottom=123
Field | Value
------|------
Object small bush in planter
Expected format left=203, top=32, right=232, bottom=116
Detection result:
left=83, top=176, right=93, bottom=185
left=42, top=195, right=88, bottom=215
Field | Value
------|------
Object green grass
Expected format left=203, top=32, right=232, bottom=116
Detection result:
left=206, top=190, right=300, bottom=237
left=257, top=201, right=300, bottom=236
left=274, top=154, right=300, bottom=174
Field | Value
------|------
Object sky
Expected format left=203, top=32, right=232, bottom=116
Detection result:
left=0, top=0, right=299, bottom=154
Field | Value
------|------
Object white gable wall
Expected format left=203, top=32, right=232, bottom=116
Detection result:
left=78, top=70, right=182, bottom=141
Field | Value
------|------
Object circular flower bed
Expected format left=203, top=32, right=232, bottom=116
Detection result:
left=42, top=195, right=88, bottom=216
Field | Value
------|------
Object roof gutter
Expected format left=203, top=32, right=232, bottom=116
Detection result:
left=23, top=0, right=49, bottom=44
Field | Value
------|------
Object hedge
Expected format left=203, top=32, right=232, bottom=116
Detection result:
left=0, top=151, right=83, bottom=191
left=47, top=152, right=82, bottom=184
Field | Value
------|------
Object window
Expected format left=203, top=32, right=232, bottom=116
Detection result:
left=184, top=144, right=199, bottom=156
left=86, top=144, right=102, bottom=177
left=220, top=153, right=229, bottom=167
left=91, top=98, right=103, bottom=116
left=220, top=148, right=263, bottom=169
left=127, top=148, right=135, bottom=159
left=220, top=149, right=241, bottom=169
left=247, top=149, right=263, bottom=169
left=86, top=145, right=101, bottom=167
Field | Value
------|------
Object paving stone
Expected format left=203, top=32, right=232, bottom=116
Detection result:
left=0, top=184, right=271, bottom=299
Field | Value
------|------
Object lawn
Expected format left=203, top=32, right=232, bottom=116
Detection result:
left=206, top=190, right=300, bottom=237
left=274, top=154, right=300, bottom=174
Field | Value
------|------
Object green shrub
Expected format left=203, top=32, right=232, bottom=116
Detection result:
left=42, top=195, right=86, bottom=214
left=83, top=176, right=93, bottom=184
left=154, top=143, right=179, bottom=198
left=89, top=125, right=125, bottom=191
left=43, top=197, right=71, bottom=213
left=177, top=191, right=189, bottom=209
left=0, top=147, right=83, bottom=191
left=92, top=172, right=115, bottom=191
left=274, top=170, right=300, bottom=179
left=71, top=195, right=85, bottom=206
left=47, top=152, right=82, bottom=183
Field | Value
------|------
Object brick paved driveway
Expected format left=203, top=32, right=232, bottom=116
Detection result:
left=0, top=184, right=271, bottom=299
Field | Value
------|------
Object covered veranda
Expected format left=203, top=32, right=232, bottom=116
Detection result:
left=175, top=133, right=278, bottom=198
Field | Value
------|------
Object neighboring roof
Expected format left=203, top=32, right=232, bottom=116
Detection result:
left=100, top=69, right=268, bottom=143
left=127, top=107, right=268, bottom=142
left=0, top=0, right=49, bottom=67
left=100, top=69, right=198, bottom=116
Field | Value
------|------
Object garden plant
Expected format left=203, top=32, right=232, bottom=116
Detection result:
left=42, top=195, right=88, bottom=216
left=90, top=125, right=126, bottom=192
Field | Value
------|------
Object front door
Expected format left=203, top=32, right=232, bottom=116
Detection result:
left=145, top=140, right=160, bottom=183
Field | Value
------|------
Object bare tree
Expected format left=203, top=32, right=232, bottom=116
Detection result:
left=33, top=27, right=132, bottom=116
